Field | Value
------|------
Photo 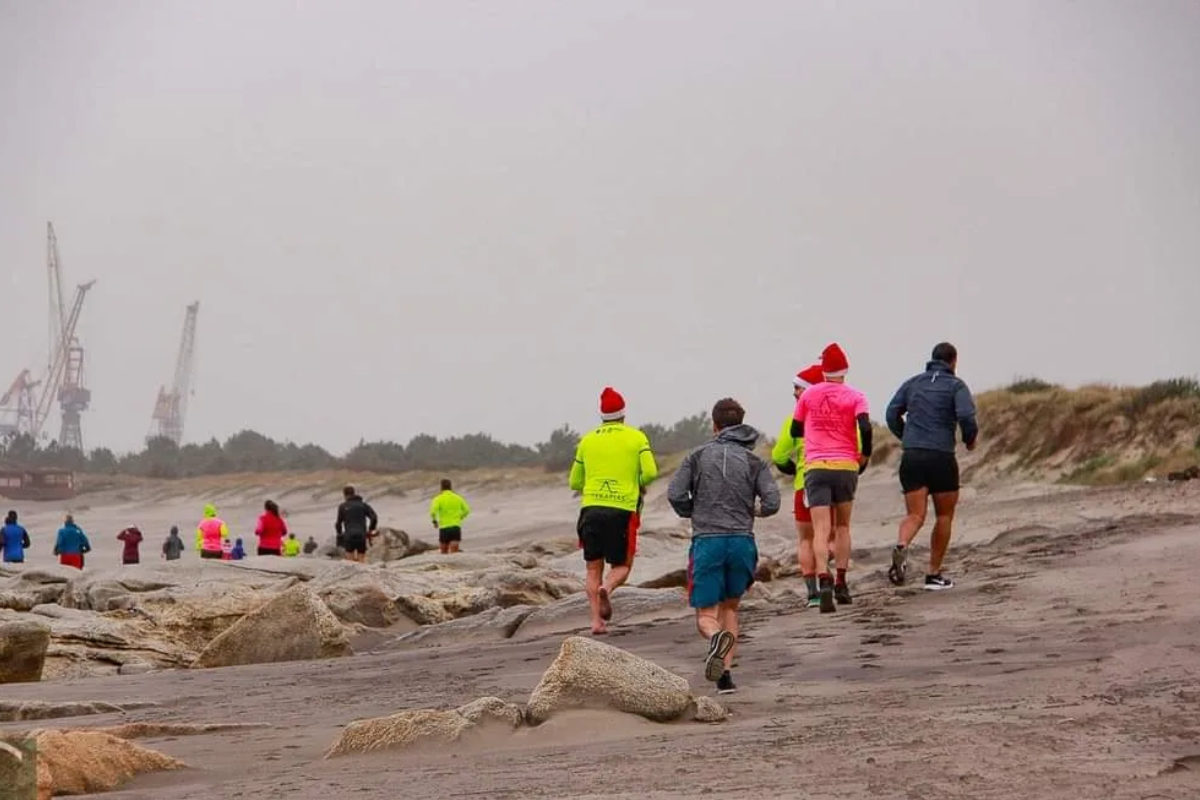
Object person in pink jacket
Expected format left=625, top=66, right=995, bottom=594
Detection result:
left=195, top=504, right=229, bottom=560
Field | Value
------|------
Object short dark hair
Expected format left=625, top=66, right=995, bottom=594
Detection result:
left=931, top=342, right=958, bottom=363
left=440, top=478, right=452, bottom=491
left=343, top=485, right=355, bottom=499
left=264, top=499, right=279, bottom=516
left=711, top=398, right=745, bottom=430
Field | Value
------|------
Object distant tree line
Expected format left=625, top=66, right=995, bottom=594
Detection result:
left=0, top=412, right=715, bottom=479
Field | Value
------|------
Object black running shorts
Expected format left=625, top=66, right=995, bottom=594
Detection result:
left=898, top=448, right=960, bottom=495
left=438, top=526, right=462, bottom=545
left=342, top=532, right=367, bottom=554
left=257, top=547, right=282, bottom=557
left=803, top=469, right=859, bottom=507
left=576, top=505, right=634, bottom=566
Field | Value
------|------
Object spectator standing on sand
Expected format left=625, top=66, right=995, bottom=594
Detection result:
left=668, top=398, right=780, bottom=694
left=255, top=500, right=288, bottom=556
left=196, top=504, right=230, bottom=560
left=53, top=514, right=91, bottom=570
left=117, top=526, right=144, bottom=566
left=162, top=526, right=185, bottom=561
left=568, top=386, right=659, bottom=636
left=302, top=535, right=318, bottom=555
left=791, top=343, right=873, bottom=613
left=884, top=342, right=978, bottom=591
left=772, top=363, right=835, bottom=608
left=335, top=486, right=378, bottom=563
left=1, top=510, right=31, bottom=564
left=283, top=532, right=301, bottom=557
left=429, top=478, right=471, bottom=554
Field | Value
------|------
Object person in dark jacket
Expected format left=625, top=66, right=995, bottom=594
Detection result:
left=117, top=526, right=144, bottom=565
left=162, top=526, right=185, bottom=561
left=1, top=510, right=31, bottom=563
left=54, top=515, right=91, bottom=570
left=884, top=342, right=979, bottom=591
left=667, top=398, right=780, bottom=694
left=335, top=486, right=378, bottom=563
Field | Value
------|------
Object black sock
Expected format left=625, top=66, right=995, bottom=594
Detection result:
left=818, top=572, right=832, bottom=588
left=804, top=576, right=817, bottom=596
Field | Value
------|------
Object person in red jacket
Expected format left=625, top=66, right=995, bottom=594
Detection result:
left=255, top=500, right=288, bottom=556
left=117, top=526, right=144, bottom=566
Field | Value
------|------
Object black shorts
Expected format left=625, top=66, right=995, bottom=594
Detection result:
left=899, top=448, right=960, bottom=494
left=342, top=532, right=367, bottom=554
left=257, top=547, right=282, bottom=557
left=803, top=469, right=859, bottom=507
left=438, top=526, right=462, bottom=545
left=122, top=557, right=139, bottom=565
left=199, top=549, right=223, bottom=560
left=577, top=505, right=634, bottom=566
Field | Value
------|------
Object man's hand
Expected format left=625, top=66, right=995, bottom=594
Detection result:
left=858, top=453, right=870, bottom=474
left=965, top=439, right=978, bottom=452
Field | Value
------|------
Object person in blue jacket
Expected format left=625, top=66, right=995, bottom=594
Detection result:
left=54, top=514, right=92, bottom=570
left=1, top=510, right=31, bottom=563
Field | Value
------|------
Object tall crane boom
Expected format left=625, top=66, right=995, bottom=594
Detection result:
left=46, top=222, right=67, bottom=374
left=0, top=370, right=40, bottom=440
left=33, top=280, right=95, bottom=444
left=148, top=302, right=199, bottom=445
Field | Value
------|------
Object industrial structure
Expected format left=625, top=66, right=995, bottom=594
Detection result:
left=0, top=223, right=96, bottom=450
left=148, top=301, right=200, bottom=446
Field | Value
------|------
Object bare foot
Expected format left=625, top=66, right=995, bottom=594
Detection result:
left=598, top=587, right=612, bottom=621
left=591, top=624, right=609, bottom=635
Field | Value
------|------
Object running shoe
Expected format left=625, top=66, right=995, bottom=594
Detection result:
left=834, top=583, right=853, bottom=605
left=716, top=671, right=738, bottom=694
left=818, top=577, right=836, bottom=614
left=923, top=574, right=954, bottom=591
left=888, top=545, right=908, bottom=586
left=704, top=630, right=736, bottom=682
left=805, top=594, right=821, bottom=609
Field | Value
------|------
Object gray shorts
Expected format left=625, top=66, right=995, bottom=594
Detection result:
left=803, top=469, right=859, bottom=507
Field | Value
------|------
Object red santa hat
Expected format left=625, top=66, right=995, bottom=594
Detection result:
left=821, top=342, right=850, bottom=378
left=793, top=363, right=825, bottom=389
left=599, top=386, right=626, bottom=421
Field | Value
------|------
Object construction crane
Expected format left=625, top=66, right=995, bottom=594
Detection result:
left=33, top=281, right=95, bottom=448
left=148, top=301, right=200, bottom=446
left=46, top=223, right=67, bottom=374
left=43, top=225, right=94, bottom=452
left=0, top=370, right=40, bottom=440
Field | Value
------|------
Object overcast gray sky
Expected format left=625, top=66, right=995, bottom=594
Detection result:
left=1, top=0, right=1197, bottom=455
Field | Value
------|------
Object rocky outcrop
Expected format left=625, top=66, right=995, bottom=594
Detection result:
left=0, top=619, right=51, bottom=683
left=325, top=696, right=524, bottom=757
left=387, top=605, right=535, bottom=648
left=24, top=729, right=184, bottom=799
left=524, top=636, right=695, bottom=725
left=514, top=588, right=686, bottom=639
left=192, top=585, right=352, bottom=669
left=0, top=570, right=70, bottom=612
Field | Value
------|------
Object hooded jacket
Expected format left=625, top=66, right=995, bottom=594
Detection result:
left=1, top=522, right=30, bottom=562
left=196, top=504, right=230, bottom=552
left=667, top=424, right=781, bottom=538
left=162, top=528, right=185, bottom=560
left=885, top=360, right=979, bottom=453
left=117, top=527, right=143, bottom=561
left=54, top=522, right=91, bottom=556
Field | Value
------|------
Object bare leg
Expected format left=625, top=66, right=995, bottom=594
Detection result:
left=718, top=599, right=740, bottom=670
left=797, top=520, right=815, bottom=575
left=811, top=505, right=835, bottom=611
left=929, top=491, right=960, bottom=575
left=439, top=543, right=449, bottom=554
left=834, top=512, right=852, bottom=572
left=585, top=559, right=607, bottom=634
left=604, top=564, right=631, bottom=594
left=898, top=488, right=929, bottom=547
left=448, top=541, right=460, bottom=554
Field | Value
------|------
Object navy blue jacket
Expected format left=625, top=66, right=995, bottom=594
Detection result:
left=886, top=361, right=979, bottom=453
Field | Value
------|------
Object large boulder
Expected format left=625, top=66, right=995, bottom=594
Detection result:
left=0, top=619, right=51, bottom=683
left=525, top=636, right=693, bottom=725
left=0, top=570, right=70, bottom=612
left=192, top=586, right=352, bottom=669
left=318, top=584, right=409, bottom=628
left=325, top=696, right=524, bottom=757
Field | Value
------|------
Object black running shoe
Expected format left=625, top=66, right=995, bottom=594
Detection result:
left=818, top=576, right=836, bottom=613
left=704, top=630, right=736, bottom=682
left=716, top=671, right=737, bottom=694
left=924, top=574, right=954, bottom=591
left=888, top=545, right=908, bottom=586
left=834, top=583, right=853, bottom=605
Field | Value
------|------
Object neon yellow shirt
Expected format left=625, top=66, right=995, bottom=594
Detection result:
left=283, top=537, right=301, bottom=557
left=429, top=490, right=471, bottom=529
left=568, top=422, right=658, bottom=512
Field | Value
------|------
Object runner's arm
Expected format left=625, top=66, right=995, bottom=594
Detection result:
left=637, top=444, right=658, bottom=486
left=754, top=460, right=782, bottom=517
left=856, top=413, right=873, bottom=474
left=789, top=393, right=807, bottom=440
left=21, top=529, right=30, bottom=549
left=365, top=503, right=379, bottom=533
left=771, top=417, right=798, bottom=474
left=568, top=441, right=586, bottom=492
left=666, top=452, right=696, bottom=518
left=334, top=504, right=345, bottom=534
left=885, top=380, right=909, bottom=440
left=955, top=381, right=979, bottom=448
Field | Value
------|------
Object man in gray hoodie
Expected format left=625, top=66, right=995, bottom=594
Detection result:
left=668, top=398, right=781, bottom=694
left=885, top=342, right=979, bottom=590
